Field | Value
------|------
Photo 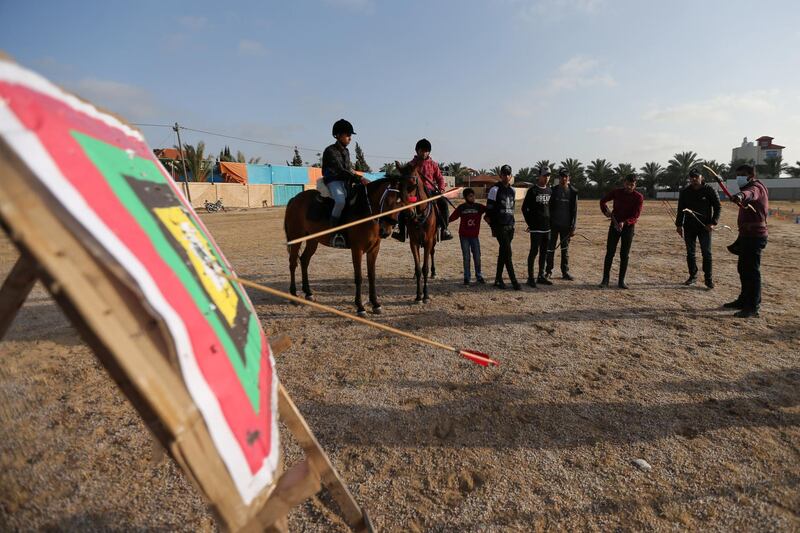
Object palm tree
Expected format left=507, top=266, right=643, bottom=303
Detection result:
left=489, top=165, right=503, bottom=176
left=702, top=159, right=727, bottom=179
left=786, top=161, right=800, bottom=178
left=639, top=162, right=664, bottom=199
left=514, top=167, right=537, bottom=183
left=445, top=162, right=472, bottom=184
left=476, top=168, right=489, bottom=176
left=559, top=158, right=584, bottom=188
left=757, top=156, right=787, bottom=179
left=613, top=163, right=636, bottom=179
left=380, top=162, right=397, bottom=174
left=178, top=142, right=212, bottom=182
left=666, top=151, right=703, bottom=191
left=586, top=159, right=614, bottom=194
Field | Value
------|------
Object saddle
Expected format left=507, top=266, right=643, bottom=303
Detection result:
left=307, top=179, right=369, bottom=248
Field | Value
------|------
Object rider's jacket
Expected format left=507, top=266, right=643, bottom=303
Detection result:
left=410, top=155, right=445, bottom=193
left=486, top=182, right=516, bottom=227
left=322, top=142, right=355, bottom=184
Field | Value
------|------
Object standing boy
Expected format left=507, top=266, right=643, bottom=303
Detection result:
left=675, top=168, right=721, bottom=288
left=449, top=188, right=486, bottom=285
left=599, top=174, right=644, bottom=289
left=485, top=165, right=521, bottom=290
left=724, top=164, right=769, bottom=318
left=522, top=168, right=553, bottom=287
left=546, top=168, right=578, bottom=280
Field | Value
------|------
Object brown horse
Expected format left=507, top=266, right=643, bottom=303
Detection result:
left=396, top=161, right=439, bottom=303
left=284, top=177, right=408, bottom=316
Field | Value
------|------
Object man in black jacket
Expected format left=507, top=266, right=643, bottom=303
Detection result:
left=522, top=167, right=552, bottom=287
left=676, top=168, right=721, bottom=288
left=546, top=168, right=578, bottom=280
left=485, top=165, right=521, bottom=290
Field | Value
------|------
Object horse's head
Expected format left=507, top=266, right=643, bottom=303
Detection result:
left=367, top=175, right=409, bottom=239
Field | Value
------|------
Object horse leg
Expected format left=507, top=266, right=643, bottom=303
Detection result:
left=351, top=247, right=366, bottom=316
left=288, top=243, right=301, bottom=297
left=430, top=244, right=436, bottom=279
left=367, top=244, right=381, bottom=314
left=422, top=242, right=431, bottom=303
left=411, top=242, right=423, bottom=303
left=299, top=240, right=318, bottom=301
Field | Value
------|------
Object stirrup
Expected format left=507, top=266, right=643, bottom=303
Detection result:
left=330, top=233, right=347, bottom=249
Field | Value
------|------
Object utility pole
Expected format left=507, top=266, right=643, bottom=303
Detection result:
left=173, top=122, right=192, bottom=203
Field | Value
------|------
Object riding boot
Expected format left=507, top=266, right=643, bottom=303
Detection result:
left=329, top=216, right=346, bottom=249
left=392, top=215, right=406, bottom=242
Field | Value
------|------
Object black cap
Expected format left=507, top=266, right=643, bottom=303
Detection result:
left=625, top=173, right=638, bottom=182
left=415, top=138, right=432, bottom=152
left=558, top=168, right=569, bottom=177
left=332, top=119, right=355, bottom=136
left=539, top=167, right=551, bottom=177
left=500, top=164, right=512, bottom=176
left=689, top=168, right=701, bottom=178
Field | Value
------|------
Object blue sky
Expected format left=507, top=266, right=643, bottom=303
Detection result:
left=2, top=0, right=799, bottom=172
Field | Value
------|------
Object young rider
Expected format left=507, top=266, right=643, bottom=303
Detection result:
left=322, top=119, right=368, bottom=248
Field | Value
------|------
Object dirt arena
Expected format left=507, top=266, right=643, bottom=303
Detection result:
left=1, top=199, right=798, bottom=532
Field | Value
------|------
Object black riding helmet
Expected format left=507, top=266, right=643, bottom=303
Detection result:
left=415, top=138, right=432, bottom=152
left=332, top=119, right=356, bottom=136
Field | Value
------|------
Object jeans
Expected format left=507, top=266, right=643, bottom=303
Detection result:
left=737, top=235, right=767, bottom=310
left=546, top=227, right=571, bottom=276
left=328, top=180, right=347, bottom=220
left=684, top=224, right=712, bottom=280
left=603, top=223, right=635, bottom=283
left=459, top=236, right=482, bottom=282
left=527, top=231, right=550, bottom=280
left=494, top=225, right=517, bottom=283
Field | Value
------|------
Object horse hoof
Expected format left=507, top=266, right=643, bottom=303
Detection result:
left=423, top=297, right=431, bottom=304
left=357, top=309, right=367, bottom=317
left=305, top=294, right=316, bottom=302
left=372, top=306, right=383, bottom=315
left=430, top=273, right=436, bottom=279
left=414, top=298, right=423, bottom=305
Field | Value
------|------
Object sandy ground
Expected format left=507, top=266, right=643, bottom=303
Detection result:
left=1, top=199, right=799, bottom=532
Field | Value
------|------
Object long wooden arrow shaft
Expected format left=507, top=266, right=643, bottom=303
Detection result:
left=222, top=272, right=497, bottom=366
left=286, top=187, right=463, bottom=246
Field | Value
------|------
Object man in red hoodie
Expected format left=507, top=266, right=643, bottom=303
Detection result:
left=599, top=174, right=644, bottom=289
left=723, top=164, right=769, bottom=318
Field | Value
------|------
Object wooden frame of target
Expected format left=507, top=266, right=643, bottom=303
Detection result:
left=0, top=54, right=372, bottom=532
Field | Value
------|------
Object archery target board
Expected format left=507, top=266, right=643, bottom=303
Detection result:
left=0, top=58, right=279, bottom=504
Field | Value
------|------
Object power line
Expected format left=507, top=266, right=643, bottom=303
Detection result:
left=131, top=122, right=407, bottom=162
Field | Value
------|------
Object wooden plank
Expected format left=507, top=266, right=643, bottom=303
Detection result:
left=278, top=384, right=369, bottom=532
left=247, top=460, right=321, bottom=532
left=0, top=252, right=37, bottom=339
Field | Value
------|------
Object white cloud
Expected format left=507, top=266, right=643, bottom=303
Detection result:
left=506, top=55, right=616, bottom=117
left=643, top=90, right=779, bottom=123
left=238, top=39, right=268, bottom=56
left=69, top=78, right=160, bottom=121
left=322, top=0, right=374, bottom=12
left=513, top=0, right=606, bottom=20
left=178, top=16, right=207, bottom=30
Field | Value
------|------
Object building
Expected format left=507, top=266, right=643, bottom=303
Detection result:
left=732, top=136, right=785, bottom=165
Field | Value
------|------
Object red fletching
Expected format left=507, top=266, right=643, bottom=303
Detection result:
left=459, top=349, right=499, bottom=367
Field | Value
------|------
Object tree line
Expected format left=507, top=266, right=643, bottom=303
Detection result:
left=157, top=142, right=799, bottom=192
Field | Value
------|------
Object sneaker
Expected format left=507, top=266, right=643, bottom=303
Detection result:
left=330, top=233, right=347, bottom=249
left=526, top=278, right=537, bottom=288
left=476, top=276, right=486, bottom=285
left=562, top=273, right=574, bottom=281
left=734, top=308, right=759, bottom=318
left=705, top=279, right=715, bottom=289
left=684, top=275, right=697, bottom=286
left=599, top=279, right=609, bottom=288
left=463, top=279, right=470, bottom=286
left=722, top=300, right=744, bottom=309
left=618, top=282, right=630, bottom=289
left=494, top=280, right=506, bottom=290
left=441, top=229, right=454, bottom=241
left=537, top=276, right=553, bottom=286
left=512, top=281, right=522, bottom=291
